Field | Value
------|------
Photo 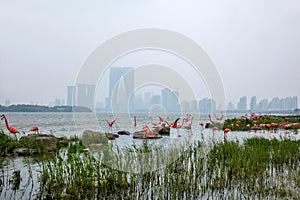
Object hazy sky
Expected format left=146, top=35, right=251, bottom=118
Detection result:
left=1, top=0, right=300, bottom=107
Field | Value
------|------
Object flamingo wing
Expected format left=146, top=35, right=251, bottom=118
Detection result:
left=104, top=119, right=111, bottom=126
left=9, top=126, right=19, bottom=134
left=111, top=118, right=118, bottom=126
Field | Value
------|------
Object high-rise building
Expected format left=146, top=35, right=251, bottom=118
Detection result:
left=67, top=86, right=75, bottom=106
left=199, top=98, right=216, bottom=113
left=161, top=88, right=180, bottom=112
left=144, top=92, right=152, bottom=109
left=282, top=96, right=298, bottom=110
left=181, top=101, right=190, bottom=113
left=5, top=99, right=11, bottom=106
left=227, top=102, right=235, bottom=111
left=250, top=96, right=257, bottom=112
left=268, top=97, right=281, bottom=111
left=77, top=84, right=96, bottom=110
left=151, top=95, right=161, bottom=105
left=257, top=98, right=268, bottom=111
left=108, top=67, right=134, bottom=112
left=55, top=98, right=61, bottom=106
left=237, top=96, right=247, bottom=111
left=132, top=94, right=145, bottom=111
left=190, top=100, right=199, bottom=113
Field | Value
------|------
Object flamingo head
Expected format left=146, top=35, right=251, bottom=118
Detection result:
left=0, top=114, right=5, bottom=120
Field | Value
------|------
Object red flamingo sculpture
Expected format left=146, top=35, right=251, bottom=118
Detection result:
left=175, top=118, right=185, bottom=129
left=223, top=128, right=230, bottom=142
left=186, top=117, right=193, bottom=129
left=170, top=118, right=180, bottom=128
left=199, top=122, right=204, bottom=129
left=208, top=115, right=215, bottom=123
left=214, top=112, right=224, bottom=121
left=212, top=126, right=218, bottom=138
left=142, top=124, right=154, bottom=144
left=133, top=116, right=137, bottom=127
left=1, top=114, right=20, bottom=140
left=159, top=116, right=169, bottom=124
left=170, top=118, right=181, bottom=137
left=29, top=126, right=39, bottom=134
left=105, top=118, right=117, bottom=133
left=150, top=116, right=159, bottom=126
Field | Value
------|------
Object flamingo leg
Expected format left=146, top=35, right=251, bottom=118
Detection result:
left=177, top=128, right=181, bottom=137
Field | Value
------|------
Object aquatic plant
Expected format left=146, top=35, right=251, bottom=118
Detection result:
left=36, top=137, right=300, bottom=199
left=10, top=170, right=21, bottom=190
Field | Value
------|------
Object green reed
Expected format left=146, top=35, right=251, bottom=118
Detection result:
left=34, top=137, right=300, bottom=199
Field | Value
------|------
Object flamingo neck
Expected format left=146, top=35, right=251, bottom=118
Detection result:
left=3, top=117, right=10, bottom=130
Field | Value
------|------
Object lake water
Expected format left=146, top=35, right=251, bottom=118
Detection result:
left=1, top=112, right=300, bottom=199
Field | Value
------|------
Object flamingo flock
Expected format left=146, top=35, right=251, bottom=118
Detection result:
left=1, top=114, right=40, bottom=140
left=2, top=112, right=298, bottom=143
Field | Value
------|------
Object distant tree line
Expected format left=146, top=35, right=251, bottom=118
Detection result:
left=0, top=104, right=92, bottom=112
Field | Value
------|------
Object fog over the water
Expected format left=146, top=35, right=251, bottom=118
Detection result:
left=1, top=0, right=299, bottom=107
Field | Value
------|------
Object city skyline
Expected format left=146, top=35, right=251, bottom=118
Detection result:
left=2, top=78, right=299, bottom=112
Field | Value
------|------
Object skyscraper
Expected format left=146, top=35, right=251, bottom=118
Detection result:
left=250, top=96, right=257, bottom=112
left=237, top=96, right=247, bottom=111
left=190, top=100, right=199, bottom=113
left=108, top=67, right=134, bottom=112
left=257, top=98, right=268, bottom=111
left=67, top=86, right=75, bottom=106
left=199, top=98, right=216, bottom=113
left=77, top=84, right=96, bottom=110
left=161, top=88, right=180, bottom=112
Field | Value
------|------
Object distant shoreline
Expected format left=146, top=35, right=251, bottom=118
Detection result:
left=0, top=104, right=299, bottom=114
left=0, top=104, right=92, bottom=112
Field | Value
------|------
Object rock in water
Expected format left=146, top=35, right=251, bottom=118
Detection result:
left=36, top=137, right=57, bottom=151
left=154, top=127, right=170, bottom=135
left=118, top=130, right=130, bottom=135
left=19, top=134, right=57, bottom=152
left=106, top=133, right=119, bottom=140
left=133, top=131, right=162, bottom=139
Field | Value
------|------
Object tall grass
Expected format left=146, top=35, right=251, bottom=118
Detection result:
left=37, top=137, right=300, bottom=199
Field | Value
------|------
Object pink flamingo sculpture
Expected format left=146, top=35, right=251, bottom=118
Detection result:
left=1, top=114, right=20, bottom=140
left=105, top=118, right=118, bottom=133
left=29, top=126, right=39, bottom=134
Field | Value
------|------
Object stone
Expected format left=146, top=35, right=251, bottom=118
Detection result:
left=118, top=130, right=130, bottom=135
left=13, top=148, right=36, bottom=156
left=35, top=137, right=57, bottom=151
left=19, top=134, right=57, bottom=152
left=106, top=133, right=119, bottom=140
left=154, top=127, right=170, bottom=135
left=133, top=131, right=162, bottom=139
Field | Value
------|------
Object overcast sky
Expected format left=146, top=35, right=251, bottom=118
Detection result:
left=1, top=0, right=300, bottom=107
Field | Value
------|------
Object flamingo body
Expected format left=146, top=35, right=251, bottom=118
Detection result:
left=30, top=126, right=39, bottom=134
left=104, top=118, right=118, bottom=133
